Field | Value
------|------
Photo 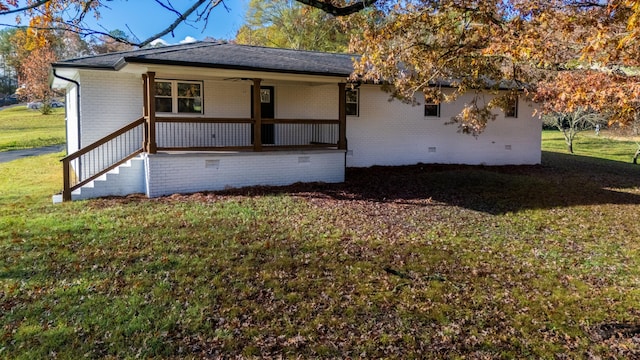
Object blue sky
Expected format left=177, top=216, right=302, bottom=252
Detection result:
left=0, top=0, right=248, bottom=44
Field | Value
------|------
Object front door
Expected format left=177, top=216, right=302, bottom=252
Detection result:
left=251, top=86, right=275, bottom=145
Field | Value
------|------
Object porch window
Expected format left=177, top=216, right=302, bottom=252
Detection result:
left=504, top=95, right=518, bottom=118
left=424, top=102, right=440, bottom=117
left=155, top=80, right=203, bottom=114
left=346, top=88, right=359, bottom=116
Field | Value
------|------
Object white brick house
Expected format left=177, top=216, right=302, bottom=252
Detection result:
left=51, top=42, right=541, bottom=202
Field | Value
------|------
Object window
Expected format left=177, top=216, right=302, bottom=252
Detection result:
left=260, top=88, right=271, bottom=103
left=155, top=80, right=203, bottom=114
left=346, top=88, right=359, bottom=116
left=505, top=95, right=518, bottom=118
left=424, top=102, right=440, bottom=117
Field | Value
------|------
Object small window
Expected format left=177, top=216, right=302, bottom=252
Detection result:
left=505, top=95, right=518, bottom=118
left=260, top=89, right=271, bottom=103
left=155, top=81, right=173, bottom=113
left=155, top=80, right=203, bottom=114
left=346, top=88, right=359, bottom=116
left=424, top=102, right=440, bottom=117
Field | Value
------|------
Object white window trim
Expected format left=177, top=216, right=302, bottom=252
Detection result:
left=505, top=96, right=518, bottom=118
left=346, top=88, right=359, bottom=117
left=424, top=102, right=441, bottom=118
left=155, top=79, right=204, bottom=115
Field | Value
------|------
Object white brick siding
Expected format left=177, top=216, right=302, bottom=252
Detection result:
left=65, top=84, right=79, bottom=154
left=202, top=80, right=339, bottom=120
left=144, top=150, right=345, bottom=198
left=276, top=83, right=338, bottom=119
left=204, top=80, right=250, bottom=118
left=346, top=85, right=541, bottom=167
left=62, top=68, right=541, bottom=201
left=70, top=156, right=146, bottom=200
left=79, top=70, right=142, bottom=146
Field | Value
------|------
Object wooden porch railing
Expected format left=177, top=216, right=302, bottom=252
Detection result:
left=60, top=116, right=343, bottom=201
left=155, top=117, right=340, bottom=151
left=60, top=117, right=146, bottom=201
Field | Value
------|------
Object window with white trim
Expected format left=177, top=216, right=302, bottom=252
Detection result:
left=505, top=95, right=518, bottom=118
left=424, top=102, right=440, bottom=117
left=346, top=88, right=359, bottom=116
left=155, top=80, right=203, bottom=114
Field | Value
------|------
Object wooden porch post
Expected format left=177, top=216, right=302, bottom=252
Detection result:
left=146, top=71, right=157, bottom=154
left=253, top=78, right=262, bottom=152
left=62, top=158, right=71, bottom=202
left=142, top=74, right=149, bottom=151
left=338, top=82, right=347, bottom=150
left=142, top=74, right=149, bottom=118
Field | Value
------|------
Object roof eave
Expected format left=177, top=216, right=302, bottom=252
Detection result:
left=52, top=57, right=128, bottom=71
left=123, top=57, right=353, bottom=78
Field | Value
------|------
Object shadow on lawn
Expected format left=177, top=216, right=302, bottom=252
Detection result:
left=213, top=151, right=640, bottom=215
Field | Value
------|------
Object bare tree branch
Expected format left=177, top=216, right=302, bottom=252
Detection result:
left=0, top=22, right=140, bottom=47
left=198, top=0, right=225, bottom=31
left=153, top=0, right=183, bottom=18
left=0, top=0, right=50, bottom=16
left=294, top=0, right=377, bottom=16
left=0, top=0, right=221, bottom=48
left=137, top=0, right=211, bottom=47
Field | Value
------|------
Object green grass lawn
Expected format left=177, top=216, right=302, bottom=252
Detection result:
left=542, top=129, right=640, bottom=163
left=1, top=129, right=640, bottom=358
left=0, top=106, right=65, bottom=151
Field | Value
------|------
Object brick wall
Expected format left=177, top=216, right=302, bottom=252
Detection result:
left=79, top=70, right=142, bottom=146
left=276, top=83, right=338, bottom=119
left=144, top=150, right=345, bottom=198
left=73, top=69, right=541, bottom=199
left=346, top=85, right=541, bottom=167
left=204, top=80, right=250, bottom=118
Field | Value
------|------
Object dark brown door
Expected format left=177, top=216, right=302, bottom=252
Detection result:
left=251, top=86, right=275, bottom=144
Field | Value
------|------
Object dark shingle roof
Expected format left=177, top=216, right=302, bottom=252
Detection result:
left=53, top=42, right=357, bottom=77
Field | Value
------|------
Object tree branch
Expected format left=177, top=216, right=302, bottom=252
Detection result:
left=137, top=0, right=211, bottom=47
left=294, top=0, right=377, bottom=16
left=0, top=22, right=140, bottom=47
left=0, top=0, right=50, bottom=16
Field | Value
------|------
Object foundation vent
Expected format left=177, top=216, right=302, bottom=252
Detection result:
left=205, top=159, right=220, bottom=169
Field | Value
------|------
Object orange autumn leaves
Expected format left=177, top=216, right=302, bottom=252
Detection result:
left=347, top=0, right=640, bottom=130
left=536, top=70, right=640, bottom=126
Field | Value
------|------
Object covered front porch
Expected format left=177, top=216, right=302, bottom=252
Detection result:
left=59, top=72, right=349, bottom=202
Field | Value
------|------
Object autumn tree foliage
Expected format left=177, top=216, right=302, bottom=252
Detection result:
left=535, top=70, right=640, bottom=130
left=7, top=28, right=59, bottom=113
left=4, top=0, right=640, bottom=131
left=236, top=0, right=352, bottom=52
left=20, top=45, right=56, bottom=110
left=0, top=0, right=225, bottom=47
left=344, top=1, right=604, bottom=134
left=302, top=0, right=640, bottom=133
left=91, top=30, right=135, bottom=54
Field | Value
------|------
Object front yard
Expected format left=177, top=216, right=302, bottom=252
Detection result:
left=1, top=129, right=639, bottom=358
left=0, top=106, right=65, bottom=152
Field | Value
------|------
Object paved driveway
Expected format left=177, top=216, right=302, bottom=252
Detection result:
left=0, top=145, right=65, bottom=163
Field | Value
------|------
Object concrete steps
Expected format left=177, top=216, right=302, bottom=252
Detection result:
left=52, top=156, right=146, bottom=203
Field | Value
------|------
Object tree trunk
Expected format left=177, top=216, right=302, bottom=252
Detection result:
left=562, top=129, right=574, bottom=154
